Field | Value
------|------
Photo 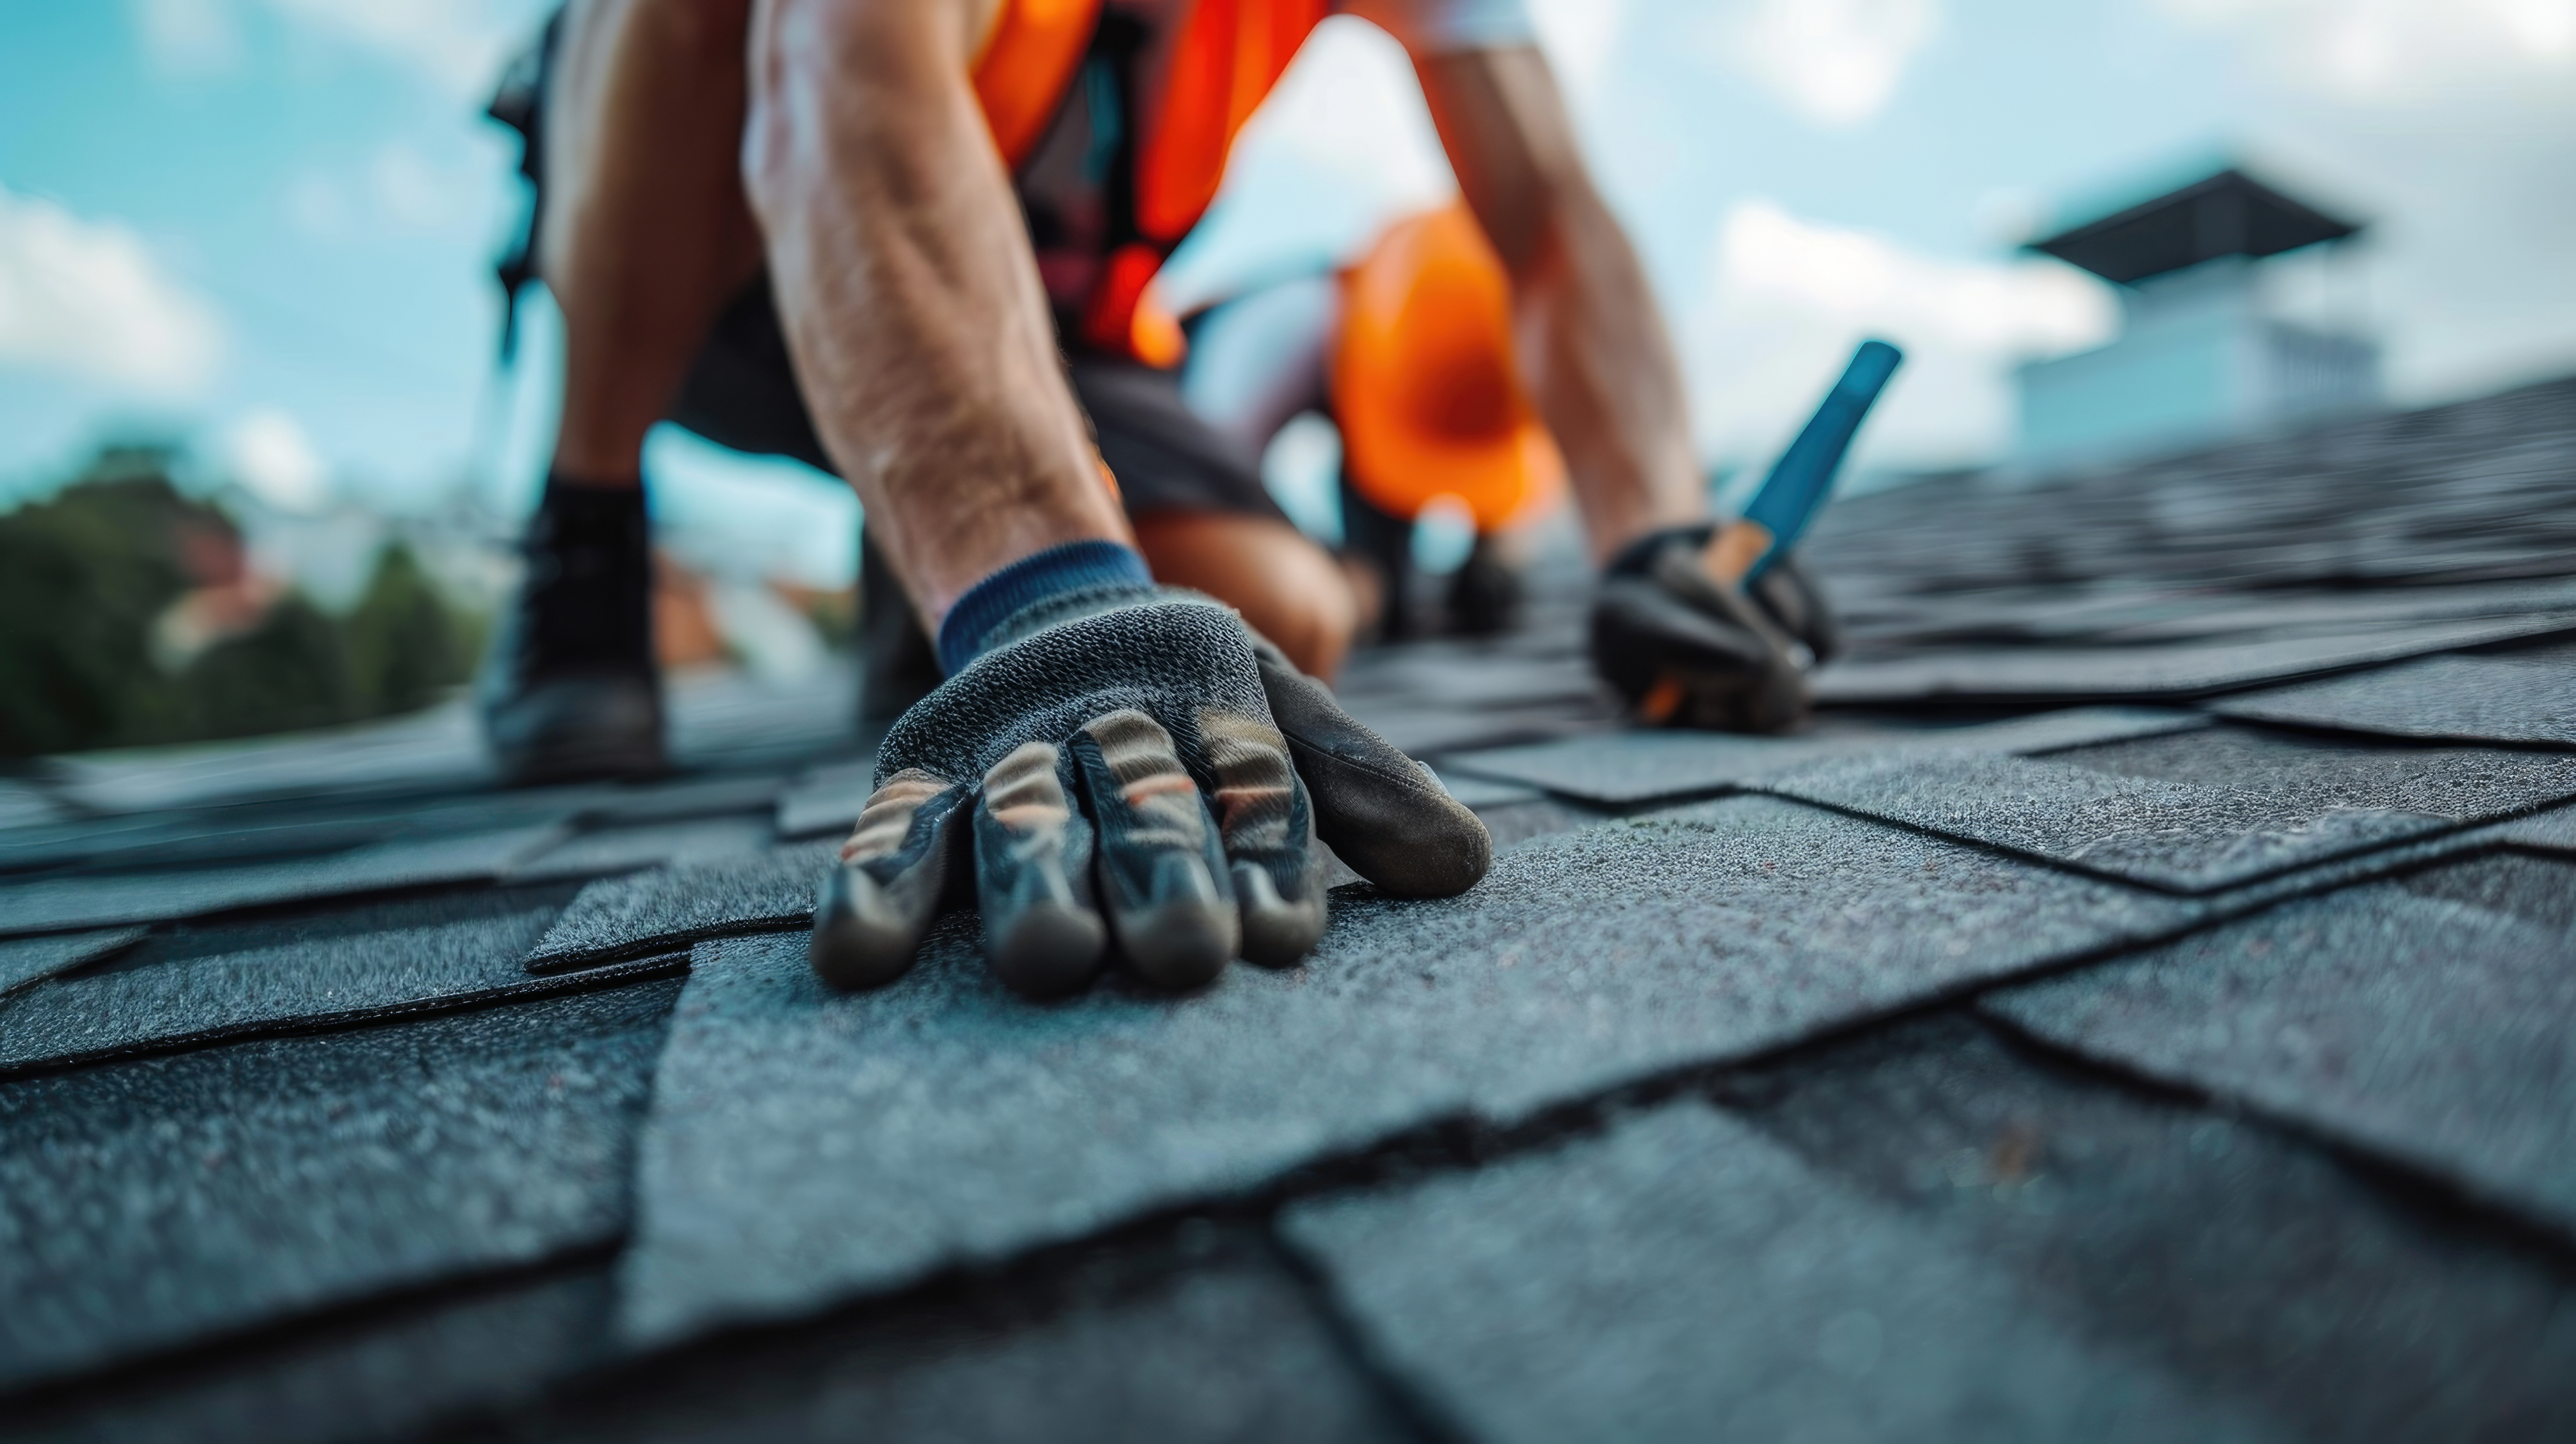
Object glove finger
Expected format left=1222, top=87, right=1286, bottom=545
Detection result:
left=811, top=768, right=970, bottom=990
left=1748, top=552, right=1841, bottom=664
left=1591, top=577, right=1777, bottom=682
left=974, top=741, right=1106, bottom=998
left=1591, top=578, right=1811, bottom=734
left=1249, top=637, right=1490, bottom=899
left=1071, top=708, right=1238, bottom=990
left=1196, top=708, right=1327, bottom=968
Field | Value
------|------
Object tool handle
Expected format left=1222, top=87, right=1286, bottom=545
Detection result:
left=1738, top=338, right=1903, bottom=577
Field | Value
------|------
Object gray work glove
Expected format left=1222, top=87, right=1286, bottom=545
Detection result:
left=811, top=591, right=1490, bottom=997
left=1589, top=523, right=1841, bottom=734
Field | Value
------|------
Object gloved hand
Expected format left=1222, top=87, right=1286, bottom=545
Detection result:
left=811, top=589, right=1490, bottom=997
left=1589, top=523, right=1841, bottom=734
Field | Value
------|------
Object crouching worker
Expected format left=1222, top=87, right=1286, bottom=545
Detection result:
left=485, top=0, right=1831, bottom=997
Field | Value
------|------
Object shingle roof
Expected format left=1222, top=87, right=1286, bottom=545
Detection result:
left=5, top=374, right=2576, bottom=1442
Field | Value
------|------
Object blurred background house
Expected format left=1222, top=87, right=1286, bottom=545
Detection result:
left=2014, top=164, right=2381, bottom=467
left=4, top=0, right=2573, bottom=754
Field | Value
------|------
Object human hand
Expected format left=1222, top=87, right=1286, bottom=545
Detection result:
left=810, top=592, right=1490, bottom=997
left=1589, top=524, right=1841, bottom=734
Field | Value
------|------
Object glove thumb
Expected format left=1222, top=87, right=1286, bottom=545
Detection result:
left=1248, top=637, right=1490, bottom=899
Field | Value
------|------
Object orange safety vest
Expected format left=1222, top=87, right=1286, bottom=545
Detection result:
left=970, top=0, right=1330, bottom=364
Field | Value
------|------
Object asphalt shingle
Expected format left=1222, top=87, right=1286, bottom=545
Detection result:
left=511, top=1235, right=1407, bottom=1444
left=1281, top=1100, right=2263, bottom=1443
left=0, top=823, right=565, bottom=939
left=0, top=885, right=681, bottom=1075
left=503, top=816, right=777, bottom=885
left=522, top=840, right=839, bottom=974
left=1763, top=749, right=2444, bottom=892
left=1985, top=870, right=2576, bottom=1237
left=1735, top=1014, right=2576, bottom=1443
left=1809, top=616, right=2576, bottom=706
left=9, top=1268, right=618, bottom=1444
left=0, top=979, right=676, bottom=1391
left=618, top=797, right=2190, bottom=1344
left=2051, top=722, right=2576, bottom=816
left=1438, top=707, right=2207, bottom=808
left=0, top=927, right=142, bottom=999
left=2212, top=647, right=2576, bottom=747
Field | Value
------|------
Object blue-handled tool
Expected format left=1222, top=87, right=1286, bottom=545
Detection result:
left=1705, top=338, right=1903, bottom=585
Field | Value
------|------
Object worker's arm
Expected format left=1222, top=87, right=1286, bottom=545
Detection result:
left=744, top=0, right=1126, bottom=626
left=1406, top=43, right=1707, bottom=560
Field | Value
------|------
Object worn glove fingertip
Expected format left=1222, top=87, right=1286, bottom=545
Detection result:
left=809, top=863, right=928, bottom=991
left=1232, top=860, right=1327, bottom=967
left=1111, top=865, right=1238, bottom=990
left=984, top=900, right=1108, bottom=998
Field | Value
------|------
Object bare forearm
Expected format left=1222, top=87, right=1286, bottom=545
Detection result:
left=744, top=0, right=1127, bottom=624
left=1414, top=47, right=1703, bottom=559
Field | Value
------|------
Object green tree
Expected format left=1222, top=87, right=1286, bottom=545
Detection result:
left=0, top=452, right=207, bottom=756
left=345, top=542, right=471, bottom=714
left=181, top=594, right=358, bottom=741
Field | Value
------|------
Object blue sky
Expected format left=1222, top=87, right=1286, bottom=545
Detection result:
left=4, top=0, right=2572, bottom=587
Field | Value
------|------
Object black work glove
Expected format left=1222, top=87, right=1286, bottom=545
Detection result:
left=810, top=591, right=1490, bottom=997
left=1589, top=524, right=1840, bottom=734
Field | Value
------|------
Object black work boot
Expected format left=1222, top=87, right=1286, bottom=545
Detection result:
left=1444, top=534, right=1524, bottom=637
left=479, top=475, right=664, bottom=783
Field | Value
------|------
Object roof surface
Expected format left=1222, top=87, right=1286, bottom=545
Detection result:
left=2028, top=166, right=2364, bottom=284
left=4, top=375, right=2576, bottom=1442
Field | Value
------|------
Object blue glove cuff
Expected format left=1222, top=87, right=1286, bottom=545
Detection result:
left=937, top=540, right=1156, bottom=676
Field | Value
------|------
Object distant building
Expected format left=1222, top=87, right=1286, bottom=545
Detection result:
left=2015, top=167, right=2380, bottom=467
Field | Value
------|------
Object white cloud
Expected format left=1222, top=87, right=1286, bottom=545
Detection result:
left=223, top=408, right=332, bottom=513
left=2160, top=0, right=2576, bottom=101
left=260, top=0, right=539, bottom=99
left=1717, top=199, right=2112, bottom=353
left=132, top=0, right=244, bottom=76
left=1686, top=199, right=2115, bottom=467
left=1716, top=0, right=1942, bottom=127
left=0, top=184, right=224, bottom=396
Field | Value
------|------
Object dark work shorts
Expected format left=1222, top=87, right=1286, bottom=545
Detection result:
left=667, top=278, right=1288, bottom=525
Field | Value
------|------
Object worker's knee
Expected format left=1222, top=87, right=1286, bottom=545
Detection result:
left=1132, top=513, right=1357, bottom=684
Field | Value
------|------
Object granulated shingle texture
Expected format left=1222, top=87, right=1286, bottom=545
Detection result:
left=1281, top=1101, right=2263, bottom=1444
left=1764, top=750, right=2444, bottom=892
left=520, top=1239, right=1408, bottom=1444
left=2397, top=852, right=2576, bottom=933
left=1438, top=730, right=1860, bottom=806
left=0, top=886, right=679, bottom=1075
left=11, top=1268, right=619, bottom=1444
left=522, top=840, right=839, bottom=974
left=0, top=979, right=677, bottom=1390
left=1810, top=615, right=2576, bottom=705
left=0, top=926, right=142, bottom=999
left=1422, top=766, right=1543, bottom=809
left=1439, top=708, right=2208, bottom=807
left=618, top=797, right=2191, bottom=1344
left=2212, top=648, right=2576, bottom=747
left=2051, top=723, right=2576, bottom=816
left=504, top=816, right=777, bottom=884
left=1737, top=1015, right=2576, bottom=1444
left=2496, top=804, right=2576, bottom=854
left=1986, top=876, right=2576, bottom=1236
left=0, top=823, right=565, bottom=938
left=773, top=760, right=876, bottom=839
